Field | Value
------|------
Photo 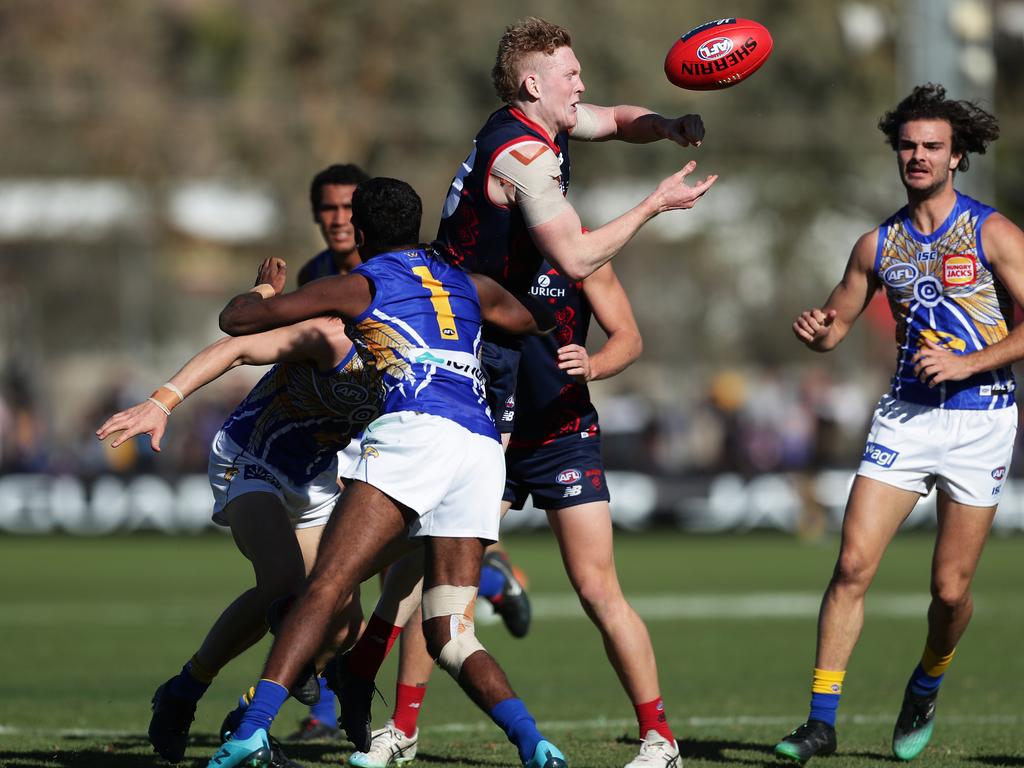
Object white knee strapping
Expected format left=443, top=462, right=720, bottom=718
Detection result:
left=421, top=585, right=485, bottom=677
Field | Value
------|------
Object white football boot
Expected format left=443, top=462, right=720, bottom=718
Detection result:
left=623, top=730, right=681, bottom=768
left=348, top=720, right=418, bottom=768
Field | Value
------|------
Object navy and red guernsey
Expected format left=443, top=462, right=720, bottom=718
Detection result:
left=436, top=106, right=572, bottom=304
left=509, top=261, right=599, bottom=448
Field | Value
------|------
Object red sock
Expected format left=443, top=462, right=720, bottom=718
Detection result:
left=635, top=697, right=674, bottom=743
left=391, top=683, right=426, bottom=737
left=347, top=614, right=403, bottom=680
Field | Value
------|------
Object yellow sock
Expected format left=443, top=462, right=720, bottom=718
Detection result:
left=921, top=645, right=955, bottom=677
left=811, top=668, right=846, bottom=695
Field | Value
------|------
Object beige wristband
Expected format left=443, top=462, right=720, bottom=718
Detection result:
left=149, top=386, right=181, bottom=414
left=250, top=283, right=276, bottom=299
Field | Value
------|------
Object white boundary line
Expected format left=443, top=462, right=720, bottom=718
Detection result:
left=1, top=712, right=1019, bottom=739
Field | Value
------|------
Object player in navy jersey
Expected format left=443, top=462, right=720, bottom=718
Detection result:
left=206, top=178, right=568, bottom=768
left=96, top=316, right=376, bottom=767
left=437, top=16, right=717, bottom=440
left=297, top=163, right=370, bottom=287
left=774, top=85, right=1024, bottom=764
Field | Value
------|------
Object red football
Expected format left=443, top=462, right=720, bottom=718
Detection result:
left=664, top=18, right=773, bottom=91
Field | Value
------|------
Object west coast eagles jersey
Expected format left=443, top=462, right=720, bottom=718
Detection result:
left=875, top=191, right=1015, bottom=409
left=221, top=350, right=382, bottom=486
left=349, top=246, right=498, bottom=441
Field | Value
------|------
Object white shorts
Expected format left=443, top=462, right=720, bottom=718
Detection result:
left=857, top=395, right=1017, bottom=507
left=343, top=411, right=504, bottom=542
left=337, top=439, right=363, bottom=481
left=208, top=430, right=339, bottom=530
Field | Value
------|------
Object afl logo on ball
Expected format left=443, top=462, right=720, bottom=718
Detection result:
left=697, top=37, right=734, bottom=60
left=556, top=469, right=582, bottom=485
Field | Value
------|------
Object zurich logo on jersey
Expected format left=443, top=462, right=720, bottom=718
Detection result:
left=863, top=442, right=899, bottom=468
left=882, top=263, right=918, bottom=288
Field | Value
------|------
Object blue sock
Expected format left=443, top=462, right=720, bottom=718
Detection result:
left=809, top=692, right=841, bottom=727
left=233, top=680, right=288, bottom=741
left=490, top=697, right=542, bottom=764
left=310, top=677, right=336, bottom=724
left=479, top=564, right=506, bottom=600
left=909, top=663, right=944, bottom=696
left=167, top=662, right=211, bottom=703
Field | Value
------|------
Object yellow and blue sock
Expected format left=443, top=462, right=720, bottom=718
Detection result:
left=167, top=655, right=216, bottom=703
left=808, top=668, right=845, bottom=727
left=310, top=677, right=336, bottom=724
left=232, top=679, right=288, bottom=741
left=909, top=645, right=955, bottom=696
left=490, top=697, right=542, bottom=764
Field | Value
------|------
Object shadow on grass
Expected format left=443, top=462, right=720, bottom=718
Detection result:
left=971, top=757, right=1024, bottom=767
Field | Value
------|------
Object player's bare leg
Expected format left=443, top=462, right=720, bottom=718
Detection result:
left=148, top=492, right=309, bottom=763
left=209, top=481, right=411, bottom=767
left=421, top=536, right=566, bottom=768
left=891, top=492, right=997, bottom=760
left=776, top=476, right=918, bottom=763
left=547, top=502, right=677, bottom=767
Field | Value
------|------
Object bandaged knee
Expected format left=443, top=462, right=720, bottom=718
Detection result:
left=421, top=585, right=485, bottom=678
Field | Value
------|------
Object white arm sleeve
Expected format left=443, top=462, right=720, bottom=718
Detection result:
left=568, top=103, right=601, bottom=140
left=490, top=140, right=570, bottom=228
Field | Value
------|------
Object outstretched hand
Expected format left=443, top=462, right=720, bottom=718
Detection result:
left=95, top=400, right=168, bottom=452
left=793, top=308, right=837, bottom=346
left=653, top=161, right=718, bottom=212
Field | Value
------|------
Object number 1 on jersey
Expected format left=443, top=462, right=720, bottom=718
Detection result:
left=412, top=265, right=459, bottom=340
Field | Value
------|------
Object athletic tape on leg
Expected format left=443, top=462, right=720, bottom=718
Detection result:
left=422, top=585, right=485, bottom=678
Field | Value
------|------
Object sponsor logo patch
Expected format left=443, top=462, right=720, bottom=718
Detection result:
left=562, top=484, right=583, bottom=498
left=863, top=441, right=899, bottom=468
left=556, top=468, right=582, bottom=485
left=992, top=466, right=1007, bottom=481
left=882, top=263, right=918, bottom=287
left=942, top=253, right=977, bottom=286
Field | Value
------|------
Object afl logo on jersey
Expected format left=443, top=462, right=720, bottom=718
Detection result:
left=942, top=254, right=977, bottom=287
left=556, top=468, right=582, bottom=485
left=882, top=263, right=918, bottom=288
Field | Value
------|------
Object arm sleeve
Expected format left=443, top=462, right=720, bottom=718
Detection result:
left=490, top=141, right=571, bottom=228
left=568, top=103, right=601, bottom=140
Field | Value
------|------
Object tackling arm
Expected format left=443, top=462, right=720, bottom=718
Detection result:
left=572, top=104, right=705, bottom=147
left=470, top=273, right=556, bottom=336
left=96, top=318, right=349, bottom=451
left=219, top=257, right=373, bottom=335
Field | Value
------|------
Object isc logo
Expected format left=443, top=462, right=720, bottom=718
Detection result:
left=697, top=37, right=734, bottom=60
left=863, top=442, right=899, bottom=468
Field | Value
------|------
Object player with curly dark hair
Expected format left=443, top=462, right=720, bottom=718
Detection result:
left=774, top=85, right=1024, bottom=764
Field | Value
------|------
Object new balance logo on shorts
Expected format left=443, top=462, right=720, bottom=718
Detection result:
left=863, top=442, right=899, bottom=468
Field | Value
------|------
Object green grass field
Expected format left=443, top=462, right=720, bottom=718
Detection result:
left=2, top=531, right=1023, bottom=768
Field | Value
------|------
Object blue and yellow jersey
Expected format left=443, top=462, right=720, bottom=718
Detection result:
left=297, top=249, right=340, bottom=286
left=875, top=191, right=1015, bottom=409
left=221, top=350, right=381, bottom=485
left=349, top=246, right=498, bottom=441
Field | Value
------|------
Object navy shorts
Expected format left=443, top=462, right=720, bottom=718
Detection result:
left=503, top=433, right=610, bottom=510
left=482, top=341, right=521, bottom=433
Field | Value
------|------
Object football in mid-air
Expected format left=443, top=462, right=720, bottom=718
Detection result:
left=664, top=18, right=773, bottom=91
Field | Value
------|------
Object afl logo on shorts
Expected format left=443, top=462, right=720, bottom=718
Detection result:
left=556, top=468, right=582, bottom=485
left=882, top=263, right=918, bottom=288
left=942, top=254, right=977, bottom=287
left=697, top=37, right=734, bottom=61
left=992, top=466, right=1007, bottom=481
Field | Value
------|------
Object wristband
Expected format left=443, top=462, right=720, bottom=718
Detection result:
left=162, top=382, right=185, bottom=403
left=147, top=397, right=171, bottom=416
left=250, top=283, right=276, bottom=299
